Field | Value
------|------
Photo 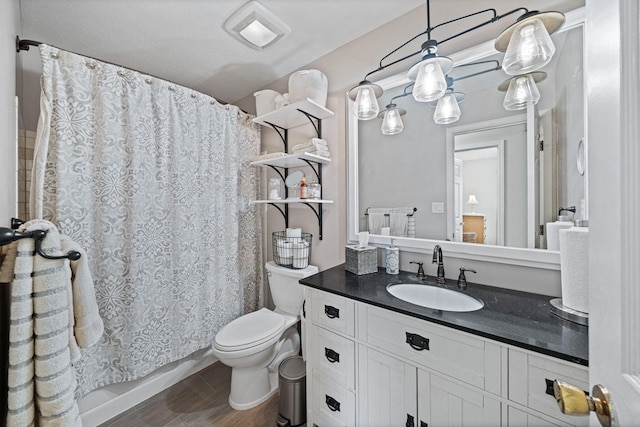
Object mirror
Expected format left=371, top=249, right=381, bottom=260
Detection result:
left=347, top=9, right=585, bottom=268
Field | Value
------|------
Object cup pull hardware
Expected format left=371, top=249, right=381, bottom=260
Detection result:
left=324, top=305, right=340, bottom=319
left=325, top=347, right=340, bottom=363
left=325, top=394, right=341, bottom=412
left=406, top=332, right=430, bottom=351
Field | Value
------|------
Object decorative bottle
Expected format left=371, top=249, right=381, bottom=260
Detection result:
left=386, top=239, right=399, bottom=275
left=299, top=177, right=308, bottom=199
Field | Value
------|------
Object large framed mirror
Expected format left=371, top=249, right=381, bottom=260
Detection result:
left=347, top=7, right=585, bottom=270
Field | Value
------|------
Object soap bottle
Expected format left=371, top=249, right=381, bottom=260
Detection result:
left=386, top=239, right=399, bottom=275
left=299, top=177, right=308, bottom=199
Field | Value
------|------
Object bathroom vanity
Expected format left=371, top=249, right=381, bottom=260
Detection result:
left=300, top=265, right=589, bottom=427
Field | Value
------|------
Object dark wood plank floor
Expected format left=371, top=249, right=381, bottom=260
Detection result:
left=98, top=361, right=280, bottom=427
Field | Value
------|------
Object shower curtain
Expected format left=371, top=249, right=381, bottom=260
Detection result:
left=30, top=45, right=263, bottom=396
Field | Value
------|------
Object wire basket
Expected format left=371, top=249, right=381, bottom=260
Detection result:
left=272, top=231, right=312, bottom=269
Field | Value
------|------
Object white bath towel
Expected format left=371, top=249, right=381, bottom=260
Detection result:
left=367, top=213, right=385, bottom=235
left=390, top=212, right=408, bottom=237
left=2, top=219, right=103, bottom=427
left=291, top=138, right=327, bottom=153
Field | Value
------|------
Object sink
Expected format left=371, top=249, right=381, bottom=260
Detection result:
left=386, top=284, right=484, bottom=312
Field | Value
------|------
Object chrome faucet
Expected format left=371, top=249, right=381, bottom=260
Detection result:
left=410, top=261, right=426, bottom=279
left=432, top=245, right=445, bottom=284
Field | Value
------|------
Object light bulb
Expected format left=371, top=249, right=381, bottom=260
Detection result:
left=502, top=18, right=556, bottom=75
left=412, top=60, right=447, bottom=102
left=354, top=86, right=380, bottom=120
left=381, top=108, right=404, bottom=135
left=434, top=93, right=461, bottom=124
left=503, top=74, right=541, bottom=110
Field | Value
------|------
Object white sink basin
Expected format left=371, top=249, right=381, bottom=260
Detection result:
left=387, top=284, right=484, bottom=312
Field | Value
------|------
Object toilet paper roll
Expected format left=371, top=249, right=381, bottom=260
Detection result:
left=559, top=227, right=589, bottom=313
left=546, top=221, right=574, bottom=251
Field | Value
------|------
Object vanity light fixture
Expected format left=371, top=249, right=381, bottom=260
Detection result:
left=378, top=84, right=412, bottom=135
left=498, top=71, right=546, bottom=111
left=223, top=0, right=291, bottom=50
left=348, top=0, right=564, bottom=120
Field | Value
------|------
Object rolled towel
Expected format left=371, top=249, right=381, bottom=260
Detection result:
left=291, top=138, right=328, bottom=153
left=294, top=147, right=330, bottom=158
left=310, top=137, right=328, bottom=147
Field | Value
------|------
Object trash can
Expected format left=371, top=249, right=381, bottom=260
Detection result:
left=276, top=356, right=306, bottom=427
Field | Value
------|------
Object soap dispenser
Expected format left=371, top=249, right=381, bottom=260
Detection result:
left=386, top=239, right=399, bottom=275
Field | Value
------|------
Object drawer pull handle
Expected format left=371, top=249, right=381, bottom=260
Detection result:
left=326, top=395, right=341, bottom=412
left=324, top=305, right=340, bottom=319
left=406, top=332, right=430, bottom=351
left=406, top=414, right=415, bottom=427
left=420, top=422, right=428, bottom=427
left=325, top=347, right=340, bottom=363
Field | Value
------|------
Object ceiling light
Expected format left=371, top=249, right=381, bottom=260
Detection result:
left=379, top=104, right=407, bottom=135
left=223, top=1, right=291, bottom=50
left=433, top=91, right=464, bottom=124
left=495, top=11, right=565, bottom=75
left=498, top=72, right=547, bottom=111
left=349, top=0, right=563, bottom=122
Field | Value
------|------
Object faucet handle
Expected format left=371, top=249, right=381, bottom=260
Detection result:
left=410, top=261, right=426, bottom=278
left=457, top=268, right=477, bottom=290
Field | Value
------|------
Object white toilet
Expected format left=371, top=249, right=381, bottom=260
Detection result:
left=212, top=261, right=318, bottom=410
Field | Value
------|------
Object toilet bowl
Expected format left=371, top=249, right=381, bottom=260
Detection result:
left=213, top=261, right=318, bottom=410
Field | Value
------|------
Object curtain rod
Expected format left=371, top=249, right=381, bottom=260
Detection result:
left=15, top=36, right=241, bottom=110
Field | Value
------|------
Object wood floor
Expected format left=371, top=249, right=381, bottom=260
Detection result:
left=98, top=361, right=280, bottom=427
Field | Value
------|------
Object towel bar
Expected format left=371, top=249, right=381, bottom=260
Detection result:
left=0, top=218, right=81, bottom=260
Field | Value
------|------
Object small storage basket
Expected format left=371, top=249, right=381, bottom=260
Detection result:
left=273, top=231, right=313, bottom=269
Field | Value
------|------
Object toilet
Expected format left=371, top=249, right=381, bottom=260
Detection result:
left=212, top=261, right=318, bottom=410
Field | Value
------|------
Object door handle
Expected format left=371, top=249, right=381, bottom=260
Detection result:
left=553, top=380, right=612, bottom=427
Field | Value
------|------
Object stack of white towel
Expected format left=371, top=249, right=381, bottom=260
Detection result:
left=291, top=138, right=330, bottom=158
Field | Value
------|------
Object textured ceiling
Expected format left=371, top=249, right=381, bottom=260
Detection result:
left=18, top=0, right=585, bottom=105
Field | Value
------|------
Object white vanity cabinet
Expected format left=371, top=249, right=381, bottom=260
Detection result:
left=303, top=287, right=588, bottom=427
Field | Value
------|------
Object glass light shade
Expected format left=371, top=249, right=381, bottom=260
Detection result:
left=381, top=108, right=404, bottom=135
left=503, top=75, right=541, bottom=111
left=433, top=93, right=461, bottom=124
left=502, top=18, right=556, bottom=75
left=354, top=86, right=380, bottom=120
left=412, top=59, right=447, bottom=102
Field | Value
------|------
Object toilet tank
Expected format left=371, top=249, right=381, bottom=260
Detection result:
left=266, top=261, right=318, bottom=315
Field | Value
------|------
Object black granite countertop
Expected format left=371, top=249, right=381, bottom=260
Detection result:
left=300, top=264, right=588, bottom=366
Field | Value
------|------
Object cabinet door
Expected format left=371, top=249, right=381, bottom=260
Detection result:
left=507, top=406, right=573, bottom=427
left=359, top=346, right=417, bottom=427
left=420, top=370, right=501, bottom=427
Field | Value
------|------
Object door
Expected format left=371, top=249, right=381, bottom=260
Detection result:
left=582, top=0, right=640, bottom=425
left=358, top=346, right=417, bottom=427
left=454, top=157, right=463, bottom=241
left=526, top=103, right=541, bottom=249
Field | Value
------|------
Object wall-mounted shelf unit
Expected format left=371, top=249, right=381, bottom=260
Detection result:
left=252, top=99, right=334, bottom=240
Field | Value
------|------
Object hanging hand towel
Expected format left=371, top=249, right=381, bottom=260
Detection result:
left=390, top=212, right=408, bottom=237
left=367, top=213, right=385, bottom=235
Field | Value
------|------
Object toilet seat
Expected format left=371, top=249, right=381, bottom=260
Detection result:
left=214, top=308, right=285, bottom=352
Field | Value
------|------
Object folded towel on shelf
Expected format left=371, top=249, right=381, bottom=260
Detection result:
left=251, top=152, right=288, bottom=162
left=295, top=147, right=331, bottom=158
left=291, top=138, right=328, bottom=153
left=367, top=213, right=385, bottom=235
left=390, top=212, right=408, bottom=237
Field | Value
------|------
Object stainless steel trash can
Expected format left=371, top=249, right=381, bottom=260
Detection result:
left=276, top=356, right=306, bottom=427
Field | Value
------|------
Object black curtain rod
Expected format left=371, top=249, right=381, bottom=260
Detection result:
left=15, top=36, right=240, bottom=109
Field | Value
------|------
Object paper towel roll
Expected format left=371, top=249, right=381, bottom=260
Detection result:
left=547, top=221, right=574, bottom=251
left=559, top=227, right=589, bottom=313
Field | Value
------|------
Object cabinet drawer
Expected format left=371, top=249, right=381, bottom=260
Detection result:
left=310, top=290, right=355, bottom=337
left=509, top=349, right=588, bottom=427
left=311, top=325, right=356, bottom=389
left=508, top=406, right=574, bottom=427
left=365, top=305, right=493, bottom=390
left=312, top=377, right=356, bottom=427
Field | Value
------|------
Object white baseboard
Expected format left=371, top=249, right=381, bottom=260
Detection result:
left=79, top=348, right=218, bottom=427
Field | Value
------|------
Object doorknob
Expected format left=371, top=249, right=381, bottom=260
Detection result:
left=553, top=380, right=613, bottom=427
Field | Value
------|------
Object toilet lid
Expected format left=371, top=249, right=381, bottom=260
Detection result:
left=214, top=308, right=286, bottom=352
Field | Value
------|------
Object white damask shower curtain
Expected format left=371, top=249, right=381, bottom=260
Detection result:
left=31, top=45, right=263, bottom=396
